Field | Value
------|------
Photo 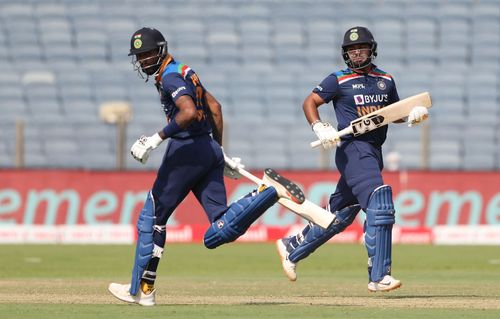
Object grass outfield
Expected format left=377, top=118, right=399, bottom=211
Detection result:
left=0, top=243, right=499, bottom=318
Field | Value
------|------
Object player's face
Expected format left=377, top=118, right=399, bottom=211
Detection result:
left=136, top=49, right=161, bottom=75
left=346, top=43, right=371, bottom=68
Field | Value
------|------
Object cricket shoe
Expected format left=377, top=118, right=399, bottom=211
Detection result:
left=263, top=168, right=305, bottom=204
left=367, top=275, right=402, bottom=292
left=276, top=238, right=297, bottom=281
left=108, top=283, right=156, bottom=306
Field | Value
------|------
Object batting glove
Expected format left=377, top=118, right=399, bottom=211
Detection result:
left=222, top=148, right=244, bottom=179
left=407, top=106, right=429, bottom=127
left=130, top=133, right=164, bottom=164
left=312, top=121, right=340, bottom=150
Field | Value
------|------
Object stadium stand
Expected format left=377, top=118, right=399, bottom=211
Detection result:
left=0, top=0, right=499, bottom=171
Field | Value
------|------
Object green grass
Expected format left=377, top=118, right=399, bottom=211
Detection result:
left=0, top=243, right=499, bottom=318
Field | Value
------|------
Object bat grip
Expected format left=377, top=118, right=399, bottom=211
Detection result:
left=309, top=127, right=352, bottom=149
left=223, top=154, right=262, bottom=185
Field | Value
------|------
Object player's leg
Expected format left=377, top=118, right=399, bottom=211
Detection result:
left=276, top=176, right=360, bottom=281
left=340, top=141, right=400, bottom=292
left=109, top=138, right=211, bottom=305
left=109, top=191, right=167, bottom=306
left=201, top=148, right=304, bottom=248
left=364, top=185, right=401, bottom=292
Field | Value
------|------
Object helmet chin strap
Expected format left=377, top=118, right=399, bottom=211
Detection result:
left=133, top=52, right=167, bottom=82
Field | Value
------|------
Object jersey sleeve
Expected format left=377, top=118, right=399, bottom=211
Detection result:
left=162, top=73, right=195, bottom=103
left=312, top=74, right=340, bottom=103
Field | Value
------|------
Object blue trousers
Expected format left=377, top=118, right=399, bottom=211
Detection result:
left=330, top=140, right=384, bottom=212
left=151, top=134, right=228, bottom=225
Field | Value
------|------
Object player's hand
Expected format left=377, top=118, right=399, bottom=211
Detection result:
left=222, top=148, right=244, bottom=179
left=130, top=133, right=164, bottom=164
left=312, top=122, right=340, bottom=150
left=407, top=106, right=429, bottom=127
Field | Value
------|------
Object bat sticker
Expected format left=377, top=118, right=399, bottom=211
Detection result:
left=351, top=114, right=385, bottom=136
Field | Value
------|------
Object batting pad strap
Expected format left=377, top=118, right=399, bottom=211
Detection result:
left=288, top=205, right=360, bottom=263
left=130, top=191, right=156, bottom=296
left=364, top=185, right=395, bottom=282
left=204, top=187, right=277, bottom=249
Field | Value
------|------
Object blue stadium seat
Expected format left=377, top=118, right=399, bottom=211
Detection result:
left=236, top=4, right=270, bottom=19
left=0, top=0, right=498, bottom=170
left=0, top=3, right=34, bottom=19
left=35, top=3, right=67, bottom=18
left=69, top=3, right=101, bottom=19
left=389, top=141, right=423, bottom=170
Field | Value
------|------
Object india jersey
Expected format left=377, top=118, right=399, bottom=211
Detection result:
left=313, top=67, right=399, bottom=147
left=158, top=59, right=212, bottom=139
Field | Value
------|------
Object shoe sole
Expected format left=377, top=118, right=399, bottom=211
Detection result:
left=368, top=281, right=402, bottom=293
left=275, top=239, right=297, bottom=282
left=108, top=285, right=156, bottom=306
left=264, top=169, right=305, bottom=204
left=108, top=286, right=136, bottom=304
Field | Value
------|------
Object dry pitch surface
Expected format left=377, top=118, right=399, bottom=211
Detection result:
left=0, top=244, right=499, bottom=318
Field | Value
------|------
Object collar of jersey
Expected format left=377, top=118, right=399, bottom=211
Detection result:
left=155, top=55, right=173, bottom=83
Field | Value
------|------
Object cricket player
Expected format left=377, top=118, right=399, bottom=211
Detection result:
left=276, top=26, right=429, bottom=292
left=108, top=27, right=305, bottom=306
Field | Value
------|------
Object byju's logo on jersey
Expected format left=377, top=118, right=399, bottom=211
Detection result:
left=354, top=94, right=365, bottom=105
left=354, top=94, right=389, bottom=105
left=352, top=84, right=365, bottom=89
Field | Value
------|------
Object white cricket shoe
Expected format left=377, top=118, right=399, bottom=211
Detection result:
left=368, top=275, right=402, bottom=292
left=276, top=238, right=297, bottom=281
left=263, top=168, right=305, bottom=204
left=108, top=283, right=156, bottom=306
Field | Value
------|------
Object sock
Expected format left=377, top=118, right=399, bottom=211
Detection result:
left=140, top=257, right=160, bottom=294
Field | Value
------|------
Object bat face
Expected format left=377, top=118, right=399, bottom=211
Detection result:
left=351, top=114, right=386, bottom=136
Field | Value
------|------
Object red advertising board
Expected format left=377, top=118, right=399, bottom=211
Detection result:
left=1, top=169, right=499, bottom=226
left=0, top=170, right=499, bottom=244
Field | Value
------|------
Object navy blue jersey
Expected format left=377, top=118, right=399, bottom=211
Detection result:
left=158, top=59, right=212, bottom=139
left=313, top=67, right=399, bottom=147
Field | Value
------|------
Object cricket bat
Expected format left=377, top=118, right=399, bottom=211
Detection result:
left=224, top=155, right=335, bottom=229
left=310, top=92, right=432, bottom=148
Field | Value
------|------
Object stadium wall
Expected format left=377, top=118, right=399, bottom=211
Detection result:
left=0, top=170, right=499, bottom=244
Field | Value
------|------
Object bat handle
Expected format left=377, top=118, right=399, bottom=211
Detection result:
left=224, top=154, right=263, bottom=185
left=309, top=127, right=352, bottom=149
left=310, top=140, right=322, bottom=148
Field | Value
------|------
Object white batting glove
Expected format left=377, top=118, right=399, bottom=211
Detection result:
left=222, top=148, right=244, bottom=179
left=130, top=133, right=164, bottom=164
left=312, top=121, right=340, bottom=150
left=407, top=106, right=429, bottom=127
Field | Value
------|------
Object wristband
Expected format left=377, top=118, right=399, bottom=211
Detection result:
left=162, top=119, right=182, bottom=138
left=310, top=120, right=321, bottom=130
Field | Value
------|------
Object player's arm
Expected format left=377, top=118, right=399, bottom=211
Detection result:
left=303, top=92, right=326, bottom=125
left=204, top=90, right=223, bottom=145
left=303, top=92, right=339, bottom=150
left=130, top=95, right=197, bottom=164
left=158, top=95, right=197, bottom=139
left=130, top=73, right=199, bottom=164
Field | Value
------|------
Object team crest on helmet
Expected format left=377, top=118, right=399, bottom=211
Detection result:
left=377, top=80, right=386, bottom=90
left=216, top=220, right=224, bottom=229
left=349, top=30, right=359, bottom=41
left=133, top=34, right=142, bottom=49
